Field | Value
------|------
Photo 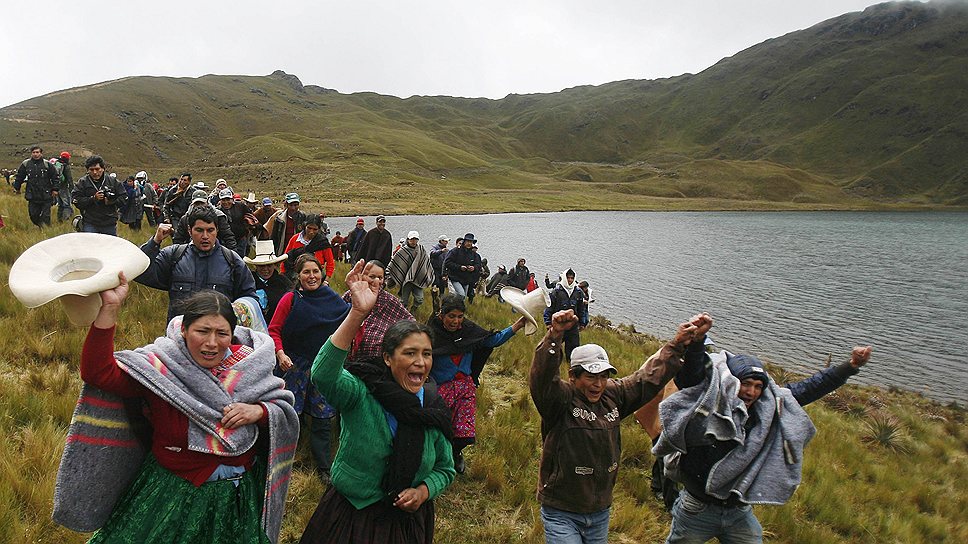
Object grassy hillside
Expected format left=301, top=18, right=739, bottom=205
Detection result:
left=2, top=2, right=967, bottom=210
left=0, top=192, right=965, bottom=543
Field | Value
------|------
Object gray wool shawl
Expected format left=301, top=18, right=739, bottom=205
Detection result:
left=387, top=243, right=435, bottom=289
left=653, top=352, right=816, bottom=505
left=53, top=319, right=300, bottom=543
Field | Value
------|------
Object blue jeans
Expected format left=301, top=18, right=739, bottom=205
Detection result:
left=449, top=279, right=470, bottom=299
left=540, top=505, right=609, bottom=544
left=665, top=491, right=763, bottom=544
left=81, top=221, right=118, bottom=236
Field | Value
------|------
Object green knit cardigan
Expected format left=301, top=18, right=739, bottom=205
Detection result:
left=311, top=339, right=455, bottom=509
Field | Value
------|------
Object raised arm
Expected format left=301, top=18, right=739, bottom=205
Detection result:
left=529, top=310, right=577, bottom=419
left=787, top=346, right=872, bottom=406
left=81, top=273, right=142, bottom=396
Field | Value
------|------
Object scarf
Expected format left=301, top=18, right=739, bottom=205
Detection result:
left=286, top=233, right=332, bottom=272
left=344, top=362, right=452, bottom=507
left=281, top=286, right=350, bottom=359
left=653, top=352, right=816, bottom=505
left=559, top=271, right=578, bottom=296
left=387, top=243, right=435, bottom=289
left=342, top=290, right=414, bottom=364
left=428, top=315, right=495, bottom=385
left=54, top=322, right=300, bottom=543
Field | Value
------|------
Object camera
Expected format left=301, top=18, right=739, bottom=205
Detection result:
left=102, top=190, right=116, bottom=199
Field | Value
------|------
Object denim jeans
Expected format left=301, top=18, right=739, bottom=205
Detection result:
left=81, top=221, right=118, bottom=236
left=665, top=491, right=763, bottom=544
left=540, top=505, right=610, bottom=544
left=399, top=282, right=425, bottom=310
left=449, top=279, right=470, bottom=299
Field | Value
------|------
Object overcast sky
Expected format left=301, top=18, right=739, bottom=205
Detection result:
left=1, top=0, right=912, bottom=108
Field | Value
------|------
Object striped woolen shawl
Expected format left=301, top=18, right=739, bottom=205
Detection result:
left=53, top=319, right=300, bottom=543
left=387, top=243, right=435, bottom=289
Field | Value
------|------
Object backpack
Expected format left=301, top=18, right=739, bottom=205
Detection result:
left=52, top=160, right=65, bottom=184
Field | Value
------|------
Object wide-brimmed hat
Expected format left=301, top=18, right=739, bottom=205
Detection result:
left=243, top=192, right=258, bottom=203
left=244, top=240, right=288, bottom=266
left=499, top=285, right=551, bottom=336
left=463, top=232, right=476, bottom=242
left=9, top=233, right=151, bottom=326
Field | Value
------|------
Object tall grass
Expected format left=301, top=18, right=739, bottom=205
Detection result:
left=0, top=191, right=966, bottom=543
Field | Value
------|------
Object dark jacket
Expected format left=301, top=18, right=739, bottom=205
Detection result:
left=219, top=201, right=250, bottom=241
left=254, top=269, right=293, bottom=321
left=530, top=329, right=685, bottom=513
left=56, top=159, right=73, bottom=192
left=135, top=237, right=256, bottom=322
left=356, top=227, right=393, bottom=266
left=163, top=187, right=200, bottom=224
left=346, top=225, right=367, bottom=253
left=71, top=174, right=128, bottom=227
left=507, top=264, right=530, bottom=290
left=14, top=158, right=60, bottom=202
left=671, top=343, right=860, bottom=505
left=444, top=247, right=481, bottom=285
left=544, top=284, right=588, bottom=327
left=172, top=206, right=237, bottom=249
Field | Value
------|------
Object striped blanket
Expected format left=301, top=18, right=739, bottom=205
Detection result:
left=53, top=320, right=299, bottom=543
left=386, top=243, right=435, bottom=290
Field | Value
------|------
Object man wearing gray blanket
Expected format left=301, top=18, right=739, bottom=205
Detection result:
left=654, top=315, right=872, bottom=544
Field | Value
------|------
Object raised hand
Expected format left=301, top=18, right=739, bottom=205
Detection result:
left=850, top=346, right=872, bottom=369
left=93, top=272, right=130, bottom=329
left=345, top=260, right=379, bottom=315
left=550, top=310, right=578, bottom=334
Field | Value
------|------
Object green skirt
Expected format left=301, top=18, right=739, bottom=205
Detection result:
left=88, top=454, right=270, bottom=544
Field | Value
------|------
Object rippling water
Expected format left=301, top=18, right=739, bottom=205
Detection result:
left=330, top=211, right=968, bottom=403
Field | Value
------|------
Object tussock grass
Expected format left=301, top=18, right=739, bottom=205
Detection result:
left=0, top=191, right=966, bottom=542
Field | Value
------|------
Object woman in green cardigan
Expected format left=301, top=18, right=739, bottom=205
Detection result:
left=299, top=260, right=456, bottom=544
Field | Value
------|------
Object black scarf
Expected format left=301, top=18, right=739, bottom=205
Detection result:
left=427, top=316, right=496, bottom=386
left=286, top=233, right=332, bottom=272
left=344, top=361, right=452, bottom=508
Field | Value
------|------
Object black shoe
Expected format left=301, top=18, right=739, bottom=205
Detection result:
left=455, top=454, right=466, bottom=474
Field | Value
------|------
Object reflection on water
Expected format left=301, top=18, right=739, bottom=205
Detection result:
left=331, top=211, right=968, bottom=403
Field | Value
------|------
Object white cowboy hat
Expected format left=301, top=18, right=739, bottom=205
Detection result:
left=500, top=285, right=551, bottom=336
left=9, top=233, right=151, bottom=326
left=244, top=240, right=287, bottom=266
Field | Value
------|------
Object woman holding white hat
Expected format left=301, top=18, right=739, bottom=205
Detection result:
left=54, top=274, right=300, bottom=543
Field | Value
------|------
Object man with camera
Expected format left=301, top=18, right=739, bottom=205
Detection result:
left=71, top=155, right=127, bottom=235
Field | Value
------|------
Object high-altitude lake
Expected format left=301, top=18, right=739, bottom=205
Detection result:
left=330, top=211, right=967, bottom=403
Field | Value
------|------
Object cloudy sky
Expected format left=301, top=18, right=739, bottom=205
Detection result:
left=2, top=0, right=903, bottom=108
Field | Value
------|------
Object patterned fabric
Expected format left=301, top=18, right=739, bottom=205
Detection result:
left=343, top=290, right=414, bottom=363
left=54, top=323, right=299, bottom=543
left=88, top=455, right=270, bottom=544
left=299, top=486, right=434, bottom=544
left=211, top=345, right=253, bottom=377
left=234, top=296, right=269, bottom=334
left=437, top=373, right=477, bottom=439
left=386, top=243, right=435, bottom=289
left=279, top=352, right=336, bottom=418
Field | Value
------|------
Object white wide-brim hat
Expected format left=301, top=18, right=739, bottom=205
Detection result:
left=500, top=285, right=551, bottom=336
left=9, top=233, right=151, bottom=326
left=244, top=240, right=287, bottom=266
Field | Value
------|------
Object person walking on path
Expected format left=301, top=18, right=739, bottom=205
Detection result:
left=543, top=269, right=587, bottom=361
left=298, top=260, right=455, bottom=544
left=356, top=214, right=393, bottom=266
left=13, top=145, right=60, bottom=227
left=386, top=231, right=435, bottom=313
left=443, top=233, right=481, bottom=302
left=267, top=193, right=307, bottom=256
left=54, top=151, right=74, bottom=222
left=506, top=258, right=530, bottom=291
left=428, top=294, right=526, bottom=473
left=655, top=317, right=872, bottom=544
left=71, top=155, right=127, bottom=235
left=429, top=235, right=450, bottom=314
left=530, top=310, right=710, bottom=544
left=345, top=218, right=367, bottom=261
left=268, top=254, right=349, bottom=480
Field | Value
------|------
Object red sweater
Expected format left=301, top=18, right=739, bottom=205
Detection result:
left=281, top=234, right=335, bottom=277
left=80, top=325, right=266, bottom=486
left=267, top=291, right=295, bottom=352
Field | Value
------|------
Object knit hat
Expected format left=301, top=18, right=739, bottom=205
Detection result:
left=60, top=151, right=71, bottom=159
left=356, top=217, right=365, bottom=224
left=726, top=353, right=770, bottom=385
left=570, top=344, right=617, bottom=375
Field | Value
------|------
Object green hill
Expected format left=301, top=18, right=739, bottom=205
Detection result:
left=2, top=1, right=967, bottom=211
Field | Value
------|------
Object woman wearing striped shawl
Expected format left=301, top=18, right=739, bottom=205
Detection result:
left=55, top=276, right=300, bottom=544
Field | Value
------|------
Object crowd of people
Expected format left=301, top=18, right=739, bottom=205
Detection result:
left=13, top=147, right=874, bottom=544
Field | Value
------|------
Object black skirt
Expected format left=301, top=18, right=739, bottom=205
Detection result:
left=299, top=487, right=435, bottom=544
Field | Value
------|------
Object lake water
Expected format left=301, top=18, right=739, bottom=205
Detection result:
left=330, top=211, right=968, bottom=403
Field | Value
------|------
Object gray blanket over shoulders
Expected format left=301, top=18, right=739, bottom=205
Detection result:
left=652, top=352, right=816, bottom=505
left=53, top=319, right=300, bottom=543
